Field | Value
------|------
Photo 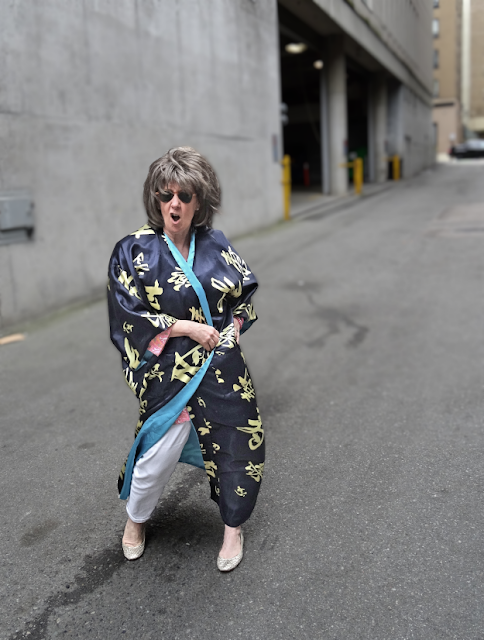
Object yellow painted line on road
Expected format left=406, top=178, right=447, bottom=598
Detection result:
left=0, top=333, right=25, bottom=346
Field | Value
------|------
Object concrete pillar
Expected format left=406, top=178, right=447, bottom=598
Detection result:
left=369, top=75, right=388, bottom=183
left=327, top=36, right=348, bottom=195
left=367, top=88, right=375, bottom=183
left=320, top=67, right=330, bottom=195
left=387, top=82, right=404, bottom=171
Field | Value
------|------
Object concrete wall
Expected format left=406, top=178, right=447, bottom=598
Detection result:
left=304, top=0, right=433, bottom=102
left=355, top=0, right=434, bottom=96
left=401, top=85, right=435, bottom=177
left=433, top=101, right=461, bottom=153
left=0, top=0, right=282, bottom=328
left=387, top=82, right=434, bottom=178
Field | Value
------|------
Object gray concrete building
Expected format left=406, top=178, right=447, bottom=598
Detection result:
left=0, top=0, right=434, bottom=328
left=279, top=0, right=434, bottom=193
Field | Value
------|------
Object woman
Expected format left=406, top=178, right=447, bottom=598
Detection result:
left=107, top=147, right=264, bottom=571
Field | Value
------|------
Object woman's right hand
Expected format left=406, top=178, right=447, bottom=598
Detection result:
left=170, top=320, right=220, bottom=351
left=188, top=322, right=220, bottom=351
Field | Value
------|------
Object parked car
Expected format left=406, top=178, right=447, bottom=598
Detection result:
left=450, top=139, right=484, bottom=159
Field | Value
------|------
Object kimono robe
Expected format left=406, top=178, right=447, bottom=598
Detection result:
left=107, top=224, right=264, bottom=526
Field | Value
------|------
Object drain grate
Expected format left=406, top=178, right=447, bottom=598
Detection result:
left=428, top=203, right=484, bottom=237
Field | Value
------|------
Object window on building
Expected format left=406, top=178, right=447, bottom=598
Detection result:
left=433, top=79, right=440, bottom=97
left=433, top=49, right=439, bottom=69
left=432, top=18, right=440, bottom=37
left=433, top=0, right=439, bottom=8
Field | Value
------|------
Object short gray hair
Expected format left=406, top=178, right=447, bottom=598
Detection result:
left=143, top=147, right=221, bottom=230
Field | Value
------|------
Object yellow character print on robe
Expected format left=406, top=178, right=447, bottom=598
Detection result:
left=144, top=280, right=163, bottom=311
left=204, top=460, right=218, bottom=478
left=172, top=345, right=207, bottom=384
left=139, top=376, right=148, bottom=402
left=221, top=246, right=252, bottom=281
left=211, top=277, right=243, bottom=312
left=212, top=443, right=220, bottom=453
left=118, top=271, right=141, bottom=300
left=245, top=461, right=264, bottom=482
left=133, top=252, right=150, bottom=276
left=236, top=408, right=264, bottom=450
left=198, top=418, right=212, bottom=436
left=187, top=405, right=195, bottom=420
left=123, top=322, right=134, bottom=334
left=130, top=224, right=155, bottom=238
left=200, top=443, right=206, bottom=455
left=215, top=486, right=220, bottom=496
left=235, top=486, right=247, bottom=497
left=147, top=364, right=164, bottom=382
left=124, top=337, right=141, bottom=370
left=217, top=324, right=237, bottom=350
left=141, top=311, right=176, bottom=330
left=197, top=396, right=206, bottom=408
left=214, top=369, right=224, bottom=384
left=123, top=367, right=138, bottom=395
left=168, top=267, right=192, bottom=291
left=233, top=301, right=257, bottom=321
left=233, top=367, right=255, bottom=402
left=189, top=307, right=207, bottom=324
left=139, top=364, right=164, bottom=402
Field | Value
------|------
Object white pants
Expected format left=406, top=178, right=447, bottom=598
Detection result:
left=126, top=420, right=192, bottom=523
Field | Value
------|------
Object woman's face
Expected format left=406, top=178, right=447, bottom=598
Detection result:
left=158, top=182, right=199, bottom=239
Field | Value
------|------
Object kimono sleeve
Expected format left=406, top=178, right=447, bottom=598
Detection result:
left=107, top=242, right=177, bottom=370
left=221, top=240, right=258, bottom=335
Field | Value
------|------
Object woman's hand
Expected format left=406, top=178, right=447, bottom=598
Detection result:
left=170, top=320, right=220, bottom=351
left=233, top=319, right=240, bottom=345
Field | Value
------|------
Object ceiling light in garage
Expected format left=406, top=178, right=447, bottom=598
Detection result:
left=313, top=60, right=324, bottom=69
left=285, top=42, right=307, bottom=54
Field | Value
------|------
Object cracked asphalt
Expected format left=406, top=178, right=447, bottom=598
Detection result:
left=1, top=161, right=484, bottom=639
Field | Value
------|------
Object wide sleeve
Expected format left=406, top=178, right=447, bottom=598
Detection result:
left=107, top=241, right=177, bottom=370
left=221, top=240, right=258, bottom=334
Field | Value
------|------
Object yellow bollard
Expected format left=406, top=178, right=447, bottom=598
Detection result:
left=354, top=157, right=363, bottom=195
left=392, top=155, right=400, bottom=181
left=282, top=154, right=291, bottom=220
left=340, top=158, right=363, bottom=195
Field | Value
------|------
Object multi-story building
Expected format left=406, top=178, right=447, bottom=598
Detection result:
left=432, top=0, right=484, bottom=154
left=432, top=0, right=463, bottom=154
left=463, top=0, right=484, bottom=135
left=0, top=0, right=434, bottom=327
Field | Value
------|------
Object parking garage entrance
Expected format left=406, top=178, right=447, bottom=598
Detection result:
left=279, top=29, right=323, bottom=191
left=278, top=9, right=370, bottom=195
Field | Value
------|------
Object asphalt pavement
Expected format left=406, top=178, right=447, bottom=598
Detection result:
left=1, top=161, right=484, bottom=640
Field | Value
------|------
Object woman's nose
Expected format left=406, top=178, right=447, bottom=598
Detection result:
left=170, top=193, right=181, bottom=207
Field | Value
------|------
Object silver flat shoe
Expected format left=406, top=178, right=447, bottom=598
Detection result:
left=217, top=531, right=244, bottom=572
left=122, top=534, right=145, bottom=560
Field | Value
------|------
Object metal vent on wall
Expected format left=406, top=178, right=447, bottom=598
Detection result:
left=0, top=193, right=34, bottom=245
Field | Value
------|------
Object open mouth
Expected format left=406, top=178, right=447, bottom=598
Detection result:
left=171, top=213, right=180, bottom=222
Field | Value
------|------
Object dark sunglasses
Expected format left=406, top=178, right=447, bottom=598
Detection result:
left=158, top=190, right=194, bottom=204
